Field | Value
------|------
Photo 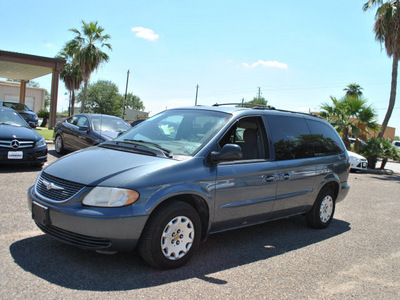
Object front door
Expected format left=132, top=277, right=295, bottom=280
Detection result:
left=211, top=116, right=278, bottom=232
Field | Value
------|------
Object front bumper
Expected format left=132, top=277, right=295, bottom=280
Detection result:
left=0, top=146, right=47, bottom=164
left=27, top=186, right=148, bottom=251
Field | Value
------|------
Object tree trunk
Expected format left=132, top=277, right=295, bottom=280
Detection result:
left=378, top=54, right=398, bottom=138
left=342, top=128, right=350, bottom=150
left=380, top=158, right=388, bottom=169
left=367, top=157, right=377, bottom=169
left=80, top=79, right=89, bottom=113
left=71, top=90, right=75, bottom=116
left=40, top=118, right=47, bottom=127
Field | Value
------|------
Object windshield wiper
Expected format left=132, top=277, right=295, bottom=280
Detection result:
left=122, top=139, right=174, bottom=158
left=100, top=141, right=157, bottom=156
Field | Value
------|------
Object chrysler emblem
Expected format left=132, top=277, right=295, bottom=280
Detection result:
left=11, top=140, right=20, bottom=149
left=42, top=180, right=64, bottom=191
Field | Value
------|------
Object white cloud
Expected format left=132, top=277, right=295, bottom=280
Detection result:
left=242, top=60, right=288, bottom=69
left=131, top=27, right=159, bottom=41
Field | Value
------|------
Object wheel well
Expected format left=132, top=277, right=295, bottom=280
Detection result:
left=150, top=194, right=210, bottom=240
left=323, top=181, right=339, bottom=200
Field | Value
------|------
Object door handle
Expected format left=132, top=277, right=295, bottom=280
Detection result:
left=263, top=175, right=277, bottom=182
left=280, top=173, right=290, bottom=180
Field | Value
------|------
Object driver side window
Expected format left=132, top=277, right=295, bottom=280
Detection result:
left=219, top=117, right=268, bottom=160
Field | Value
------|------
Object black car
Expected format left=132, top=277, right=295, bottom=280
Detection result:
left=54, top=113, right=131, bottom=154
left=0, top=107, right=47, bottom=166
left=0, top=101, right=39, bottom=128
left=130, top=118, right=146, bottom=127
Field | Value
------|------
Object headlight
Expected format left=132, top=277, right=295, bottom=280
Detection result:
left=82, top=187, right=139, bottom=207
left=35, top=138, right=46, bottom=148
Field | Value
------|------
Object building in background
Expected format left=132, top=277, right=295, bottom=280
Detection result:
left=0, top=80, right=45, bottom=112
left=124, top=108, right=149, bottom=122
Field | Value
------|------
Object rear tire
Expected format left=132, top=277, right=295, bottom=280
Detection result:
left=306, top=186, right=336, bottom=229
left=138, top=201, right=202, bottom=269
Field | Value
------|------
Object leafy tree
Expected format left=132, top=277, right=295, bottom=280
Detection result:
left=57, top=46, right=83, bottom=116
left=320, top=96, right=378, bottom=150
left=380, top=138, right=400, bottom=168
left=363, top=0, right=400, bottom=138
left=248, top=97, right=268, bottom=106
left=125, top=93, right=145, bottom=111
left=77, top=80, right=123, bottom=117
left=66, top=21, right=112, bottom=113
left=37, top=109, right=50, bottom=127
left=344, top=83, right=363, bottom=98
left=359, top=137, right=400, bottom=169
left=359, top=137, right=383, bottom=169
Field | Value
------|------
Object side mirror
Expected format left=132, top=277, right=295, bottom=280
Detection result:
left=210, top=144, right=243, bottom=163
left=79, top=126, right=89, bottom=133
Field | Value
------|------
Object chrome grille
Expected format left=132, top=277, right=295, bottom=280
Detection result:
left=36, top=172, right=85, bottom=202
left=0, top=139, right=34, bottom=149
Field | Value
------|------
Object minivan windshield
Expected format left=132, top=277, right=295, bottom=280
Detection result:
left=114, top=109, right=231, bottom=157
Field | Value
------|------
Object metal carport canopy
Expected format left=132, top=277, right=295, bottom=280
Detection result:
left=0, top=50, right=66, bottom=128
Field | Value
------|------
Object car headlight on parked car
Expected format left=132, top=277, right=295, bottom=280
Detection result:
left=35, top=138, right=46, bottom=148
left=82, top=187, right=139, bottom=207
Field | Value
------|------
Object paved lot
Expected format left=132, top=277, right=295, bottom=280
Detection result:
left=1, top=145, right=399, bottom=299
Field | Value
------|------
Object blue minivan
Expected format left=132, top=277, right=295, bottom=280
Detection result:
left=28, top=105, right=350, bottom=268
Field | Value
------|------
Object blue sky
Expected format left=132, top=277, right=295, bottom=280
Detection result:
left=1, top=0, right=399, bottom=133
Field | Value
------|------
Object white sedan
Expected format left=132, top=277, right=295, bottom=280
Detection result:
left=348, top=151, right=368, bottom=171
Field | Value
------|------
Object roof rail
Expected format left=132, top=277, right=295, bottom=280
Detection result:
left=212, top=102, right=276, bottom=109
left=212, top=102, right=320, bottom=118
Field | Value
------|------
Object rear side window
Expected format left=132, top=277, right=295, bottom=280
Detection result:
left=266, top=116, right=313, bottom=161
left=306, top=119, right=344, bottom=156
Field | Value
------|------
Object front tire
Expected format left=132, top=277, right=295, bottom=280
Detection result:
left=55, top=135, right=65, bottom=155
left=306, top=186, right=336, bottom=229
left=138, top=201, right=202, bottom=269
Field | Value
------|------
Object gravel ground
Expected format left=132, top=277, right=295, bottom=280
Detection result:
left=0, top=145, right=399, bottom=299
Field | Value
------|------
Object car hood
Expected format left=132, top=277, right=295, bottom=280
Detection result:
left=0, top=124, right=40, bottom=140
left=347, top=150, right=366, bottom=160
left=43, top=146, right=179, bottom=186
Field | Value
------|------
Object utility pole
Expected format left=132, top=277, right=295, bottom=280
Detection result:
left=257, top=87, right=261, bottom=99
left=123, top=70, right=130, bottom=119
left=195, top=84, right=199, bottom=106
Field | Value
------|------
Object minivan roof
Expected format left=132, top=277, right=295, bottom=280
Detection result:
left=169, top=105, right=321, bottom=120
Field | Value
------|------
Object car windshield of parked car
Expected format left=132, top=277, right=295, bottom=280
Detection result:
left=0, top=109, right=29, bottom=127
left=113, top=109, right=231, bottom=157
left=91, top=116, right=131, bottom=132
left=3, top=102, right=30, bottom=112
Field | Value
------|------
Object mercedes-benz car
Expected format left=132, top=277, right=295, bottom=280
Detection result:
left=0, top=107, right=47, bottom=166
left=28, top=105, right=350, bottom=269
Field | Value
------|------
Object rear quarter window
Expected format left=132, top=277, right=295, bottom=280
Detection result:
left=306, top=119, right=344, bottom=156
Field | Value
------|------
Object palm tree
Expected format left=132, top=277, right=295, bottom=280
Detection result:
left=363, top=0, right=400, bottom=138
left=320, top=96, right=378, bottom=150
left=67, top=21, right=112, bottom=113
left=344, top=83, right=363, bottom=98
left=57, top=47, right=83, bottom=116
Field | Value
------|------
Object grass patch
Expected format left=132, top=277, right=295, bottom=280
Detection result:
left=35, top=127, right=54, bottom=140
